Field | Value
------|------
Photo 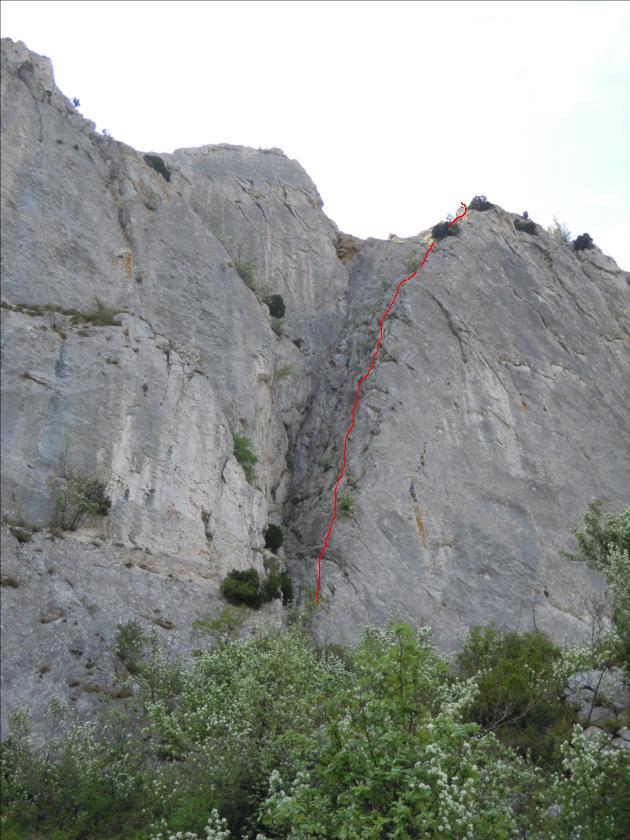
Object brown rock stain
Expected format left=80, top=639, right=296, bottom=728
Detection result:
left=122, top=251, right=133, bottom=280
left=414, top=503, right=429, bottom=549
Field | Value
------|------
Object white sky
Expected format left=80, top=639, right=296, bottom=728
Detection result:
left=2, top=0, right=630, bottom=268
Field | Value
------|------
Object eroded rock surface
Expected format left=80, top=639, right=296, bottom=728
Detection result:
left=2, top=38, right=629, bottom=734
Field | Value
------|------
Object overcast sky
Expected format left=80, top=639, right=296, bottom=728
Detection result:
left=2, top=0, right=629, bottom=268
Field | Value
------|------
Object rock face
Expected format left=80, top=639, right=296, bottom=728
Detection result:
left=2, top=39, right=629, bottom=735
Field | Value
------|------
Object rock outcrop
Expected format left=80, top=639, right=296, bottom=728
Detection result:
left=2, top=38, right=629, bottom=734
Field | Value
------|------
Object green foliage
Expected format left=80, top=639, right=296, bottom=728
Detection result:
left=573, top=232, right=595, bottom=251
left=192, top=607, right=246, bottom=644
left=260, top=573, right=282, bottom=604
left=548, top=215, right=571, bottom=243
left=564, top=502, right=630, bottom=670
left=563, top=500, right=630, bottom=568
left=279, top=570, right=293, bottom=606
left=538, top=726, right=630, bottom=838
left=5, top=299, right=122, bottom=327
left=264, top=523, right=284, bottom=552
left=221, top=568, right=261, bottom=608
left=233, top=257, right=255, bottom=288
left=3, top=619, right=630, bottom=839
left=46, top=465, right=110, bottom=531
left=274, top=362, right=294, bottom=380
left=402, top=250, right=419, bottom=273
left=514, top=216, right=537, bottom=234
left=221, top=566, right=292, bottom=610
left=143, top=153, right=171, bottom=182
left=263, top=293, right=285, bottom=319
left=114, top=620, right=147, bottom=674
left=270, top=318, right=283, bottom=336
left=232, top=432, right=257, bottom=484
left=431, top=220, right=459, bottom=241
left=458, top=625, right=577, bottom=763
left=470, top=194, right=493, bottom=211
left=69, top=297, right=122, bottom=327
left=338, top=490, right=354, bottom=516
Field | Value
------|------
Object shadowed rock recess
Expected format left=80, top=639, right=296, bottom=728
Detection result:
left=1, top=39, right=629, bottom=734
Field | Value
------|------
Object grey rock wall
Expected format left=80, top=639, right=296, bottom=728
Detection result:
left=2, top=38, right=629, bottom=734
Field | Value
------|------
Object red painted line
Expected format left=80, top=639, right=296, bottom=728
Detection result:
left=314, top=202, right=468, bottom=602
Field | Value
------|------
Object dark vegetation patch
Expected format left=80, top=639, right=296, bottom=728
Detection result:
left=514, top=217, right=538, bottom=235
left=143, top=153, right=171, bottom=182
left=469, top=194, right=493, bottom=211
left=573, top=233, right=595, bottom=251
left=431, top=220, right=459, bottom=241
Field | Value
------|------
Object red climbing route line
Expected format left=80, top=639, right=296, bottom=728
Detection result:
left=314, top=202, right=468, bottom=602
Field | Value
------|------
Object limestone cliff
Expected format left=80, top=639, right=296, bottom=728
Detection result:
left=2, top=39, right=629, bottom=735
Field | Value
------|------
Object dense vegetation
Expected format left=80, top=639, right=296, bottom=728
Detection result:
left=2, top=506, right=629, bottom=838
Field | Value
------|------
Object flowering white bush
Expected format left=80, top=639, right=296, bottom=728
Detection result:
left=2, top=512, right=628, bottom=840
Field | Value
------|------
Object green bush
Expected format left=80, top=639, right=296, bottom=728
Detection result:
left=3, top=619, right=629, bottom=839
left=2, top=516, right=42, bottom=534
left=70, top=297, right=122, bottom=327
left=264, top=524, right=284, bottom=552
left=114, top=620, right=147, bottom=674
left=431, top=220, right=459, bottom=241
left=263, top=293, right=285, bottom=319
left=514, top=217, right=537, bottom=235
left=232, top=432, right=257, bottom=484
left=222, top=568, right=261, bottom=607
left=260, top=573, right=281, bottom=604
left=548, top=216, right=571, bottom=243
left=458, top=624, right=574, bottom=762
left=573, top=232, right=595, bottom=251
left=339, top=490, right=354, bottom=516
left=470, top=194, right=493, bottom=211
left=564, top=502, right=630, bottom=670
left=279, top=570, right=293, bottom=605
left=143, top=153, right=171, bottom=182
left=46, top=467, right=110, bottom=531
left=234, top=257, right=255, bottom=289
left=402, top=251, right=419, bottom=273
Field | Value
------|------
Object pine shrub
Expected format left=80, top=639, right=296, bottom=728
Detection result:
left=573, top=232, right=595, bottom=251
left=232, top=432, right=257, bottom=484
left=264, top=524, right=284, bottom=552
left=263, top=294, right=285, bottom=319
left=222, top=568, right=261, bottom=607
left=470, top=194, right=493, bottom=211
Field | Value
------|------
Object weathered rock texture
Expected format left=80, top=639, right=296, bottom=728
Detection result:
left=2, top=39, right=629, bottom=734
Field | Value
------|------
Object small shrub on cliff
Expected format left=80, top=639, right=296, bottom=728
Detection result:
left=263, top=293, right=285, bottom=319
left=573, top=232, right=595, bottom=251
left=47, top=467, right=110, bottom=531
left=260, top=573, right=282, bottom=604
left=234, top=257, right=255, bottom=289
left=70, top=298, right=122, bottom=327
left=264, top=524, right=284, bottom=552
left=514, top=217, right=537, bottom=235
left=548, top=216, right=571, bottom=243
left=339, top=490, right=355, bottom=516
left=279, top=570, right=293, bottom=605
left=232, top=432, right=257, bottom=484
left=222, top=568, right=261, bottom=607
left=114, top=619, right=147, bottom=674
left=143, top=153, right=171, bottom=182
left=470, top=194, right=493, bottom=211
left=431, top=220, right=459, bottom=241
